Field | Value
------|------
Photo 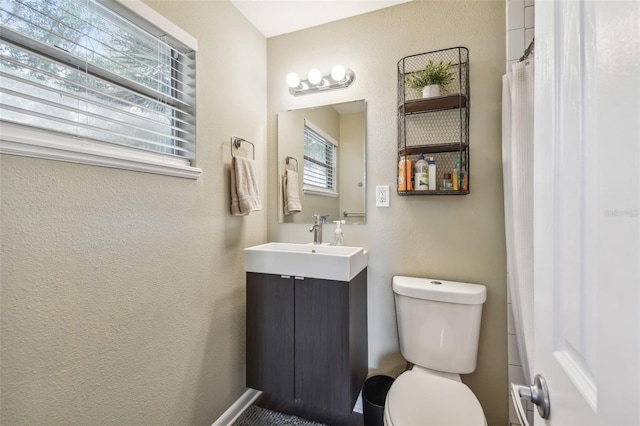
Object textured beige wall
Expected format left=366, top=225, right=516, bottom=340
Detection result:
left=266, top=2, right=507, bottom=424
left=0, top=1, right=266, bottom=424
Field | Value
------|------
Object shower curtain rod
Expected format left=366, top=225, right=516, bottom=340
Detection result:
left=519, top=38, right=535, bottom=62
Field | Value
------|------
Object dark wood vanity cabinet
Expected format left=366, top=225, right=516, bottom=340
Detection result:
left=246, top=268, right=368, bottom=415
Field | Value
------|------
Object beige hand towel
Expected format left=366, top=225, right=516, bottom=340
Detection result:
left=230, top=156, right=261, bottom=216
left=283, top=169, right=302, bottom=215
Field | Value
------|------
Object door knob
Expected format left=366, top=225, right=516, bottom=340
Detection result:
left=510, top=374, right=551, bottom=425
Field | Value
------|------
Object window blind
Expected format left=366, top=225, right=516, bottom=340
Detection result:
left=0, top=0, right=196, bottom=159
left=303, top=122, right=336, bottom=192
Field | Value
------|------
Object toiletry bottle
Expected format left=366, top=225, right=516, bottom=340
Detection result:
left=427, top=157, right=436, bottom=190
left=333, top=220, right=345, bottom=246
left=452, top=157, right=461, bottom=191
left=398, top=156, right=412, bottom=191
left=398, top=156, right=405, bottom=191
left=414, top=154, right=428, bottom=190
left=442, top=172, right=453, bottom=190
left=461, top=160, right=468, bottom=191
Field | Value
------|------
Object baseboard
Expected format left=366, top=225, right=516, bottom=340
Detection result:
left=212, top=388, right=262, bottom=426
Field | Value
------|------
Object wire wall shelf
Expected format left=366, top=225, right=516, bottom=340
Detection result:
left=397, top=47, right=470, bottom=195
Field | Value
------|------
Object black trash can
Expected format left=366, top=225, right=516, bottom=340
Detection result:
left=362, top=375, right=395, bottom=426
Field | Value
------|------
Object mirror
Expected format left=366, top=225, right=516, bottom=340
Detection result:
left=278, top=100, right=366, bottom=224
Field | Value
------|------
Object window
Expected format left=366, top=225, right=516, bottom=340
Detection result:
left=303, top=120, right=337, bottom=196
left=0, top=0, right=200, bottom=178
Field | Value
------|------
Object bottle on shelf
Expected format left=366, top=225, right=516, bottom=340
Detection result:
left=427, top=157, right=436, bottom=191
left=414, top=154, right=428, bottom=191
left=398, top=156, right=412, bottom=191
left=453, top=157, right=461, bottom=191
left=442, top=172, right=453, bottom=191
left=461, top=159, right=468, bottom=191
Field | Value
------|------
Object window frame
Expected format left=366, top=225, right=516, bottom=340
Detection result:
left=0, top=0, right=201, bottom=179
left=302, top=119, right=338, bottom=197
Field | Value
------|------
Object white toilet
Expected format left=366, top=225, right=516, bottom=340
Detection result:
left=384, top=276, right=488, bottom=426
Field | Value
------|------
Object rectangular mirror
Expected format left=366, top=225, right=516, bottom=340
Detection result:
left=278, top=100, right=366, bottom=224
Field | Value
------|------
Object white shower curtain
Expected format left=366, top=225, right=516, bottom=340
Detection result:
left=502, top=59, right=535, bottom=382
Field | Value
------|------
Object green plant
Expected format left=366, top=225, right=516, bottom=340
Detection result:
left=405, top=60, right=454, bottom=89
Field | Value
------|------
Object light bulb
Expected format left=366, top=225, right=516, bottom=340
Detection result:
left=308, top=69, right=322, bottom=85
left=286, top=72, right=300, bottom=88
left=331, top=65, right=346, bottom=82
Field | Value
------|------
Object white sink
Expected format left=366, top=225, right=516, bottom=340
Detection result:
left=244, top=242, right=368, bottom=282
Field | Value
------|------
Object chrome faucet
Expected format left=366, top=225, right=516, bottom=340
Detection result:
left=309, top=214, right=328, bottom=244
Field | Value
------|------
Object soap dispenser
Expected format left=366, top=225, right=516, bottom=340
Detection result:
left=333, top=220, right=345, bottom=246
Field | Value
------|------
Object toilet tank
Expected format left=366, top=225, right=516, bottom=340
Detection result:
left=392, top=276, right=487, bottom=374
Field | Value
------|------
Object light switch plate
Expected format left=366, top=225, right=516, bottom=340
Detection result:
left=376, top=185, right=389, bottom=207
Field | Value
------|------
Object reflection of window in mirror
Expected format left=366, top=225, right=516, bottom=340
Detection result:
left=303, top=119, right=338, bottom=197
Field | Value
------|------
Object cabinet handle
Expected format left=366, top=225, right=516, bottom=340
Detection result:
left=281, top=275, right=291, bottom=279
left=294, top=276, right=305, bottom=280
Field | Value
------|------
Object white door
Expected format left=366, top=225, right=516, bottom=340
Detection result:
left=533, top=0, right=639, bottom=424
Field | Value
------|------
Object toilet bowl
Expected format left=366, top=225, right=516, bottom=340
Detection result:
left=383, top=367, right=486, bottom=426
left=385, top=276, right=487, bottom=426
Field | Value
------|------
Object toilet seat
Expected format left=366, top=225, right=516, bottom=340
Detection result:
left=384, top=370, right=486, bottom=426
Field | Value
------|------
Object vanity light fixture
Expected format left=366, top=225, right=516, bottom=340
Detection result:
left=286, top=65, right=355, bottom=96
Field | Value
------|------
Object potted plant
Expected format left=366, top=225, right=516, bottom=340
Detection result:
left=405, top=59, right=454, bottom=98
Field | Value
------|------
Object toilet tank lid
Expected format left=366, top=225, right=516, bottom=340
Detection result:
left=392, top=276, right=487, bottom=305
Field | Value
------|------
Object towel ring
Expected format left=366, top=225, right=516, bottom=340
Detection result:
left=231, top=136, right=255, bottom=160
left=285, top=156, right=298, bottom=172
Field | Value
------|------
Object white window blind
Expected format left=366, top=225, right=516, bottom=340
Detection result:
left=0, top=0, right=196, bottom=161
left=303, top=120, right=337, bottom=194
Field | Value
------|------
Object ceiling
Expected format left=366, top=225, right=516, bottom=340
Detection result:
left=229, top=0, right=413, bottom=38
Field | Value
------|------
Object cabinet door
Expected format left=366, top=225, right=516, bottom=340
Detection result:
left=294, top=277, right=351, bottom=413
left=246, top=273, right=294, bottom=399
